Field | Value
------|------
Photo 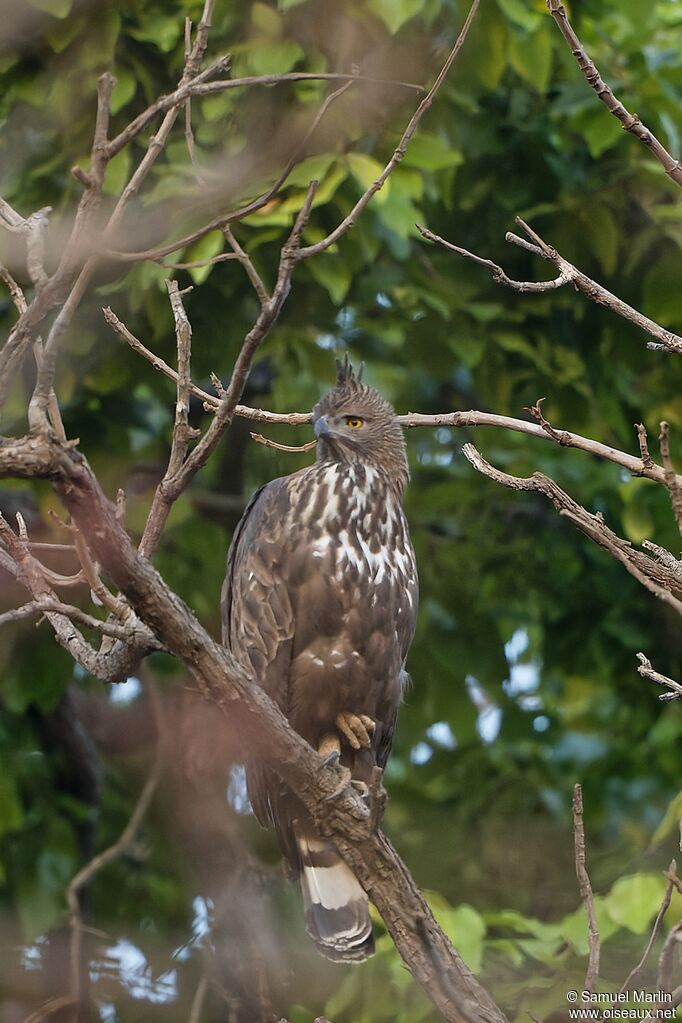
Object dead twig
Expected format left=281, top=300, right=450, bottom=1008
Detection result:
left=573, top=784, right=600, bottom=994
left=636, top=654, right=682, bottom=702
left=419, top=218, right=682, bottom=356
left=620, top=860, right=678, bottom=992
left=461, top=444, right=682, bottom=619
left=250, top=433, right=316, bottom=454
left=659, top=422, right=682, bottom=534
left=67, top=681, right=164, bottom=1010
left=546, top=0, right=682, bottom=188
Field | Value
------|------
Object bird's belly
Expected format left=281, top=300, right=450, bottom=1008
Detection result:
left=287, top=536, right=407, bottom=746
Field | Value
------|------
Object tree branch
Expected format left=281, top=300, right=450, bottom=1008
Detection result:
left=0, top=430, right=508, bottom=1023
left=461, top=443, right=682, bottom=617
left=573, top=784, right=600, bottom=996
left=636, top=654, right=682, bottom=702
left=419, top=218, right=682, bottom=356
left=546, top=0, right=682, bottom=188
left=66, top=681, right=164, bottom=1010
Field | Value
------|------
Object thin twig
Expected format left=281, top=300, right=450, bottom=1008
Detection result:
left=110, top=79, right=354, bottom=264
left=138, top=281, right=198, bottom=558
left=461, top=444, right=682, bottom=618
left=419, top=219, right=682, bottom=356
left=546, top=0, right=682, bottom=187
left=297, top=0, right=481, bottom=260
left=620, top=860, right=677, bottom=992
left=250, top=432, right=316, bottom=453
left=189, top=972, right=210, bottom=1023
left=573, top=784, right=600, bottom=994
left=636, top=423, right=655, bottom=470
left=659, top=422, right=682, bottom=534
left=67, top=682, right=164, bottom=1010
left=104, top=311, right=682, bottom=491
left=0, top=599, right=149, bottom=640
left=223, top=227, right=269, bottom=306
left=637, top=654, right=682, bottom=701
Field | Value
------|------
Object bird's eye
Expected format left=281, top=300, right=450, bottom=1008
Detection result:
left=345, top=416, right=364, bottom=429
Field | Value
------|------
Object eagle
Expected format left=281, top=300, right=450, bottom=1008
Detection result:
left=221, top=358, right=418, bottom=962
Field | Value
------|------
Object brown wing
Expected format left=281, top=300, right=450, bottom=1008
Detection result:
left=221, top=477, right=296, bottom=836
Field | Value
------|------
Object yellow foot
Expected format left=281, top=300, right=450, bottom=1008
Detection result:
left=336, top=712, right=376, bottom=751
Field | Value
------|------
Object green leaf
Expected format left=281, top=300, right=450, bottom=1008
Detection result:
left=0, top=770, right=23, bottom=838
left=508, top=25, right=552, bottom=93
left=368, top=0, right=427, bottom=34
left=651, top=789, right=682, bottom=846
left=27, top=0, right=72, bottom=17
left=643, top=252, right=682, bottom=329
left=102, top=147, right=132, bottom=197
left=402, top=134, right=464, bottom=172
left=308, top=255, right=352, bottom=304
left=604, top=874, right=667, bottom=934
left=560, top=896, right=619, bottom=954
left=347, top=153, right=390, bottom=203
left=110, top=69, right=137, bottom=115
left=248, top=39, right=304, bottom=75
left=427, top=893, right=486, bottom=972
left=579, top=108, right=625, bottom=158
left=251, top=3, right=282, bottom=36
left=184, top=230, right=225, bottom=285
left=496, top=0, right=542, bottom=31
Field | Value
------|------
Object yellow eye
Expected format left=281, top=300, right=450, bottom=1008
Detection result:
left=345, top=416, right=364, bottom=429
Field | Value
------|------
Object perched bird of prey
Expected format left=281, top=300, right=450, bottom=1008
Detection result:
left=221, top=358, right=418, bottom=962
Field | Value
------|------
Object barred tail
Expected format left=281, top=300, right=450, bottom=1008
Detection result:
left=296, top=828, right=375, bottom=963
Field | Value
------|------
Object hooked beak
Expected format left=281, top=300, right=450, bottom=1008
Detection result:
left=314, top=415, right=333, bottom=441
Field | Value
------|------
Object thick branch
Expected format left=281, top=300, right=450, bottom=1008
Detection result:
left=0, top=432, right=508, bottom=1023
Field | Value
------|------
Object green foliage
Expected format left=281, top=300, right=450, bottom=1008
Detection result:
left=1, top=0, right=682, bottom=1018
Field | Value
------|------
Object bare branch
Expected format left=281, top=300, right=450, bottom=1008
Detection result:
left=573, top=784, right=600, bottom=994
left=67, top=682, right=164, bottom=1008
left=546, top=0, right=682, bottom=188
left=0, top=431, right=508, bottom=1023
left=250, top=432, right=317, bottom=454
left=128, top=184, right=319, bottom=551
left=109, top=78, right=354, bottom=264
left=416, top=226, right=571, bottom=292
left=224, top=226, right=269, bottom=306
left=189, top=973, right=210, bottom=1023
left=659, top=421, right=682, bottom=533
left=461, top=444, right=682, bottom=617
left=0, top=510, right=158, bottom=680
left=419, top=218, right=682, bottom=356
left=657, top=922, right=682, bottom=993
left=637, top=654, right=682, bottom=702
left=636, top=423, right=655, bottom=470
left=0, top=598, right=146, bottom=641
left=620, top=860, right=677, bottom=993
left=0, top=262, right=27, bottom=314
left=138, top=281, right=199, bottom=558
left=297, top=0, right=481, bottom=260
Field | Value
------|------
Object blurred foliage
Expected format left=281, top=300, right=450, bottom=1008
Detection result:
left=1, top=0, right=682, bottom=1019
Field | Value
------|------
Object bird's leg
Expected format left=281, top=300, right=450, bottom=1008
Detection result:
left=318, top=732, right=341, bottom=764
left=335, top=712, right=376, bottom=751
left=318, top=733, right=353, bottom=799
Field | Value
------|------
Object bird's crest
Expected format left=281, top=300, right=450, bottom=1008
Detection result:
left=335, top=354, right=364, bottom=390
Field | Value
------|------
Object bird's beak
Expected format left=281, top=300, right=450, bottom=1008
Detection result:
left=314, top=415, right=332, bottom=440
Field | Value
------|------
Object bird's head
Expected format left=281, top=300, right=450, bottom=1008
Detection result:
left=312, top=356, right=409, bottom=492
